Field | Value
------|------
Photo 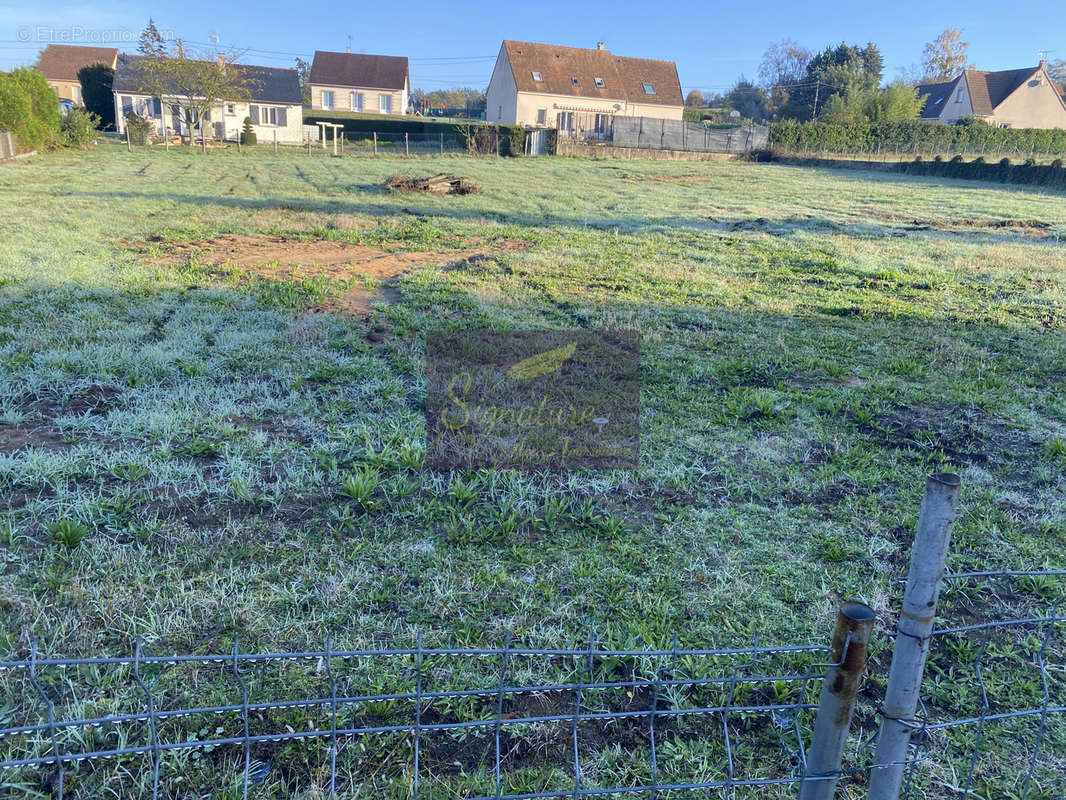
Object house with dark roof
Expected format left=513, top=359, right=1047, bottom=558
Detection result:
left=36, top=44, right=119, bottom=105
left=111, top=54, right=305, bottom=143
left=917, top=61, right=1066, bottom=129
left=485, top=40, right=683, bottom=129
left=309, top=51, right=410, bottom=114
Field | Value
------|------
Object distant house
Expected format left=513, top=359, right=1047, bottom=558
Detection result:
left=308, top=51, right=409, bottom=114
left=36, top=44, right=119, bottom=105
left=485, top=40, right=683, bottom=129
left=917, top=62, right=1066, bottom=129
left=112, top=54, right=304, bottom=143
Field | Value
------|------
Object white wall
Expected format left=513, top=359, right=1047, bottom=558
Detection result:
left=114, top=94, right=305, bottom=143
left=485, top=45, right=517, bottom=125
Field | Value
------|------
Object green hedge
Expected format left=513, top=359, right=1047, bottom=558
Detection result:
left=0, top=68, right=61, bottom=152
left=304, top=111, right=525, bottom=155
left=769, top=119, right=1066, bottom=157
left=897, top=155, right=1066, bottom=187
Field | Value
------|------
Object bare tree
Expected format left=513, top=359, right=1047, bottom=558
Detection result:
left=922, top=28, right=971, bottom=82
left=137, top=46, right=254, bottom=144
left=758, top=39, right=811, bottom=113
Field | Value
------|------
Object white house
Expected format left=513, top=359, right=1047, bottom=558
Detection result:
left=112, top=54, right=305, bottom=143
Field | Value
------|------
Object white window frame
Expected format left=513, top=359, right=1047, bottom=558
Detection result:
left=260, top=106, right=281, bottom=126
left=322, top=90, right=335, bottom=110
left=225, top=103, right=236, bottom=116
left=380, top=94, right=392, bottom=114
left=531, top=71, right=543, bottom=82
left=350, top=92, right=363, bottom=112
left=536, top=108, right=546, bottom=125
left=642, top=82, right=656, bottom=95
left=594, top=77, right=605, bottom=88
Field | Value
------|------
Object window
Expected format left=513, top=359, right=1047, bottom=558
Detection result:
left=955, top=90, right=963, bottom=103
left=225, top=103, right=236, bottom=115
left=594, top=77, right=605, bottom=88
left=498, top=105, right=503, bottom=119
left=350, top=92, right=363, bottom=112
left=531, top=71, right=542, bottom=82
left=380, top=94, right=392, bottom=114
left=558, top=111, right=574, bottom=133
left=73, top=85, right=82, bottom=104
left=594, top=113, right=610, bottom=136
left=256, top=106, right=288, bottom=126
left=321, top=90, right=334, bottom=110
left=642, top=82, right=656, bottom=95
left=536, top=108, right=546, bottom=125
left=571, top=76, right=580, bottom=87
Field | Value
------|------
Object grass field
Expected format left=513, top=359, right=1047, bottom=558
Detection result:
left=0, top=145, right=1064, bottom=798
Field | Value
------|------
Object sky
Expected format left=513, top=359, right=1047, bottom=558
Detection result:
left=2, top=1, right=1063, bottom=94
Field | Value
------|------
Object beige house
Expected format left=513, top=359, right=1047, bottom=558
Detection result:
left=917, top=62, right=1066, bottom=128
left=485, top=40, right=683, bottom=129
left=112, top=54, right=305, bottom=144
left=36, top=44, right=119, bottom=105
left=309, top=51, right=409, bottom=114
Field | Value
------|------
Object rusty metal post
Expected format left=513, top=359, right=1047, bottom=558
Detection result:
left=799, top=602, right=876, bottom=800
left=868, top=473, right=961, bottom=800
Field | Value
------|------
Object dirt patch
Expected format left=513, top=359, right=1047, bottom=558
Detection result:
left=150, top=234, right=527, bottom=314
left=896, top=216, right=1052, bottom=235
left=0, top=423, right=78, bottom=454
left=384, top=173, right=481, bottom=195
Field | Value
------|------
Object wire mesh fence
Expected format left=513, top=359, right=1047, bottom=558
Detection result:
left=556, top=113, right=769, bottom=155
left=1, top=475, right=1063, bottom=800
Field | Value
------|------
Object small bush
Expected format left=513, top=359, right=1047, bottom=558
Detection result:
left=60, top=108, right=100, bottom=149
left=124, top=112, right=152, bottom=145
left=0, top=67, right=61, bottom=152
left=240, top=116, right=256, bottom=145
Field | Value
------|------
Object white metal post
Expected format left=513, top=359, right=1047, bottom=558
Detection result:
left=868, top=473, right=962, bottom=800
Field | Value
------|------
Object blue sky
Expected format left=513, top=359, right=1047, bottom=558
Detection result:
left=1, top=1, right=1062, bottom=93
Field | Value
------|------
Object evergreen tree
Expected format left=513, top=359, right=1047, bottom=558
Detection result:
left=76, top=63, right=115, bottom=129
left=138, top=19, right=167, bottom=59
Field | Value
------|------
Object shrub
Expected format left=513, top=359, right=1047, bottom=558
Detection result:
left=60, top=108, right=100, bottom=148
left=240, top=116, right=256, bottom=145
left=0, top=67, right=61, bottom=152
left=124, top=112, right=152, bottom=145
left=76, top=62, right=114, bottom=129
left=498, top=124, right=524, bottom=157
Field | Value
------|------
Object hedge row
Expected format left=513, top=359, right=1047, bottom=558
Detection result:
left=897, top=155, right=1066, bottom=187
left=769, top=119, right=1066, bottom=157
left=303, top=112, right=525, bottom=155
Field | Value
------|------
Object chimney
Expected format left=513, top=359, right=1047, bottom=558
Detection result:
left=596, top=42, right=605, bottom=50
left=346, top=46, right=351, bottom=53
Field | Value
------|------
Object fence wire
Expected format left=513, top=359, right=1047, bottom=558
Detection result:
left=0, top=570, right=1063, bottom=799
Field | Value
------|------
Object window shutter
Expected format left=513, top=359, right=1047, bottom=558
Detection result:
left=152, top=98, right=162, bottom=117
left=249, top=105, right=259, bottom=124
left=121, top=96, right=133, bottom=116
left=277, top=107, right=287, bottom=127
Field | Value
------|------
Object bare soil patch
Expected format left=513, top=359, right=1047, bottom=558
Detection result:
left=150, top=234, right=526, bottom=314
left=384, top=173, right=481, bottom=195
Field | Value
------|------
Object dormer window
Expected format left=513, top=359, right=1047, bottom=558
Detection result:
left=531, top=71, right=542, bottom=82
left=594, top=77, right=605, bottom=88
left=642, top=82, right=656, bottom=95
left=571, top=76, right=580, bottom=86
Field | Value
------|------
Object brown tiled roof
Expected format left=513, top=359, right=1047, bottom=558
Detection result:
left=36, top=44, right=119, bottom=81
left=309, top=51, right=408, bottom=90
left=502, top=41, right=682, bottom=107
left=916, top=77, right=961, bottom=119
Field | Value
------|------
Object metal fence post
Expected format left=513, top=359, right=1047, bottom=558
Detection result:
left=373, top=131, right=377, bottom=155
left=405, top=131, right=409, bottom=156
left=799, top=602, right=876, bottom=800
left=440, top=132, right=444, bottom=155
left=868, top=473, right=962, bottom=800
